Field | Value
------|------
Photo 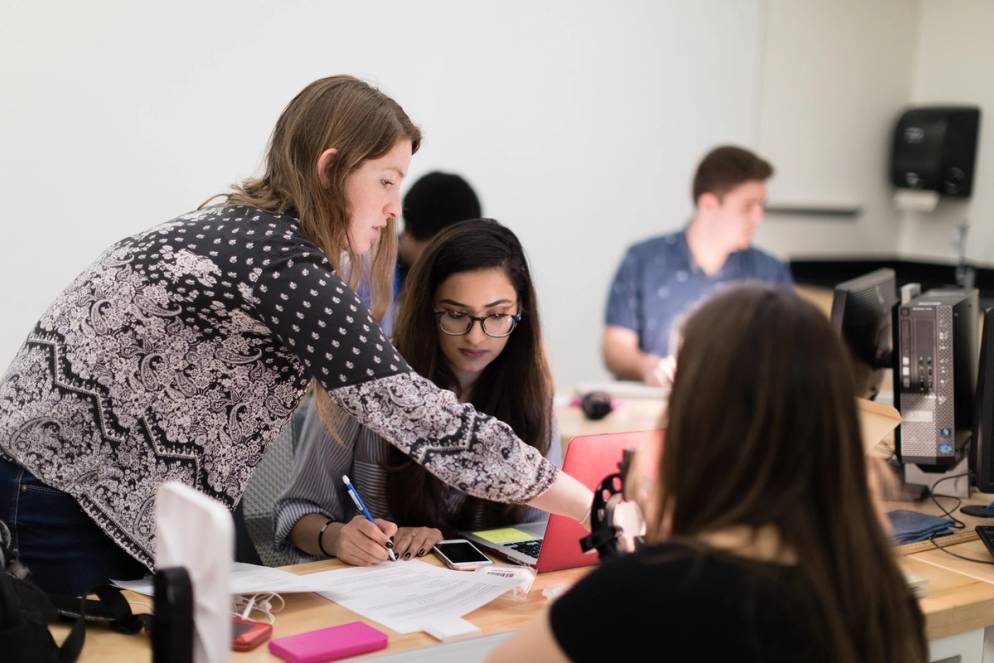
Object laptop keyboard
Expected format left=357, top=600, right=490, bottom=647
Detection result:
left=508, top=539, right=543, bottom=559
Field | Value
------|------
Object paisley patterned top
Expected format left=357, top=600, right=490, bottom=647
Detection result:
left=0, top=205, right=558, bottom=568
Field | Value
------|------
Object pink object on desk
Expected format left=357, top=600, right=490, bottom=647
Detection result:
left=535, top=430, right=663, bottom=572
left=268, top=622, right=388, bottom=663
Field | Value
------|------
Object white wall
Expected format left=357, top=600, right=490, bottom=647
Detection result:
left=898, top=0, right=994, bottom=264
left=0, top=0, right=764, bottom=387
left=753, top=0, right=920, bottom=259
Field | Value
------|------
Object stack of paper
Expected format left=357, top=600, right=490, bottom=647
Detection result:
left=116, top=560, right=522, bottom=636
left=303, top=560, right=521, bottom=633
left=113, top=562, right=341, bottom=595
left=905, top=572, right=929, bottom=598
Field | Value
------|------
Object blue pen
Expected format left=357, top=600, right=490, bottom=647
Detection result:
left=343, top=474, right=396, bottom=561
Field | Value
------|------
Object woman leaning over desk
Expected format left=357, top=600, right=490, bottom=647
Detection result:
left=275, top=219, right=561, bottom=564
left=0, top=75, right=591, bottom=596
left=489, top=284, right=926, bottom=663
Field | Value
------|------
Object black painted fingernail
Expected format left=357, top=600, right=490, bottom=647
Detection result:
left=403, top=551, right=412, bottom=560
left=417, top=548, right=426, bottom=557
left=385, top=540, right=395, bottom=550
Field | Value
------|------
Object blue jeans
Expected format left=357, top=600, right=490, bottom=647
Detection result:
left=0, top=457, right=147, bottom=596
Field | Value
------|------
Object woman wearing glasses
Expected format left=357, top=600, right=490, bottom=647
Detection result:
left=275, top=219, right=561, bottom=565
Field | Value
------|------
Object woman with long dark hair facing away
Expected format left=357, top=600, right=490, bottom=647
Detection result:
left=275, top=219, right=560, bottom=564
left=489, top=284, right=926, bottom=663
left=0, top=76, right=590, bottom=595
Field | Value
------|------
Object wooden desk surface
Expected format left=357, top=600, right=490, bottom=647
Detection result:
left=56, top=371, right=994, bottom=659
left=901, top=554, right=994, bottom=640
left=557, top=398, right=664, bottom=451
left=57, top=546, right=994, bottom=660
left=55, top=557, right=589, bottom=662
left=909, top=538, right=994, bottom=584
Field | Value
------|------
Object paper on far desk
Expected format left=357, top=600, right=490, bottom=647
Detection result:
left=857, top=398, right=901, bottom=454
left=304, top=560, right=521, bottom=634
left=113, top=562, right=336, bottom=596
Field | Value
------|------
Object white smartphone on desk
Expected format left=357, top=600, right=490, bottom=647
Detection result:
left=432, top=539, right=493, bottom=570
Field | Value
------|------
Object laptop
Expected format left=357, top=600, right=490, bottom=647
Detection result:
left=462, top=430, right=663, bottom=573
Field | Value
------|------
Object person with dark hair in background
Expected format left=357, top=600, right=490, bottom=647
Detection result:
left=363, top=171, right=480, bottom=336
left=275, top=219, right=560, bottom=565
left=603, top=145, right=792, bottom=385
left=397, top=171, right=481, bottom=292
left=490, top=284, right=927, bottom=663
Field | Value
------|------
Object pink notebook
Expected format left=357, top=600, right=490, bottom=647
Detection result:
left=268, top=622, right=388, bottom=663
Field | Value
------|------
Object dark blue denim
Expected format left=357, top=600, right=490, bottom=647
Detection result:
left=0, top=457, right=147, bottom=596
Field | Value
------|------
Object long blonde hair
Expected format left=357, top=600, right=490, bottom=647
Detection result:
left=222, top=75, right=421, bottom=430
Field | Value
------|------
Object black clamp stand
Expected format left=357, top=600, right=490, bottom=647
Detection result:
left=580, top=449, right=644, bottom=561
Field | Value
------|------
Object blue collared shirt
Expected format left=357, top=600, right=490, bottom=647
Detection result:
left=355, top=263, right=404, bottom=338
left=605, top=230, right=793, bottom=356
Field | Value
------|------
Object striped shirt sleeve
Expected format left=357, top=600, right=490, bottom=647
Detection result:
left=274, top=401, right=567, bottom=548
left=271, top=405, right=361, bottom=553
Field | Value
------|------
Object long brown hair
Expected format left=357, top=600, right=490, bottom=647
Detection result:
left=220, top=75, right=421, bottom=431
left=386, top=219, right=554, bottom=532
left=656, top=284, right=925, bottom=662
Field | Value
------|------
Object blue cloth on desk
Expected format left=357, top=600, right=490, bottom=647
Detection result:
left=887, top=509, right=956, bottom=544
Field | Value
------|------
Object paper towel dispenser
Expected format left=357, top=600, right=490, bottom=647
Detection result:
left=890, top=106, right=980, bottom=198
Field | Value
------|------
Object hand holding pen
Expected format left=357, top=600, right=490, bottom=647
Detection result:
left=343, top=475, right=397, bottom=562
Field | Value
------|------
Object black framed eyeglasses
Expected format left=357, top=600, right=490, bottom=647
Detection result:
left=433, top=310, right=522, bottom=338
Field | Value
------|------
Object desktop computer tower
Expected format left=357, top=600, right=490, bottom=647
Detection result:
left=894, top=289, right=978, bottom=468
left=971, top=308, right=994, bottom=492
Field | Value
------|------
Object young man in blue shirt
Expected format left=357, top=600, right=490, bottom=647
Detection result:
left=603, top=145, right=792, bottom=384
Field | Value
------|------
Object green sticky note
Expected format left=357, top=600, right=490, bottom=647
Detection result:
left=473, top=527, right=535, bottom=544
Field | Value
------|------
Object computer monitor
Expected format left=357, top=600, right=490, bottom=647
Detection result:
left=970, top=308, right=994, bottom=492
left=830, top=268, right=898, bottom=400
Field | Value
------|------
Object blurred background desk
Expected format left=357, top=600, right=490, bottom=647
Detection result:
left=556, top=394, right=664, bottom=453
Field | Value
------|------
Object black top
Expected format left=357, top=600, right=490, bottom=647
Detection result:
left=550, top=542, right=828, bottom=663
